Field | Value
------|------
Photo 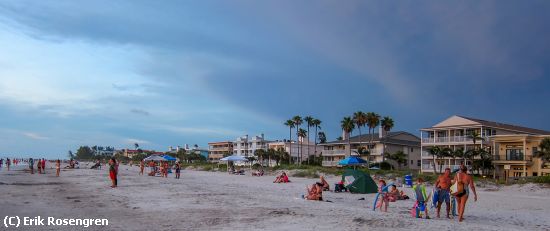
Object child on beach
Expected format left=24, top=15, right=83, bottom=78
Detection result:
left=376, top=180, right=389, bottom=212
left=413, top=178, right=430, bottom=219
left=56, top=159, right=60, bottom=177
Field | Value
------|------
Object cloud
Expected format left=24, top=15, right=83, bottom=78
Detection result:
left=130, top=109, right=150, bottom=116
left=124, top=138, right=150, bottom=146
left=22, top=132, right=49, bottom=140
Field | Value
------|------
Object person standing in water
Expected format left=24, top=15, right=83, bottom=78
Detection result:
left=56, top=159, right=61, bottom=177
left=109, top=158, right=118, bottom=188
left=435, top=168, right=452, bottom=218
left=6, top=158, right=10, bottom=171
left=455, top=165, right=477, bottom=222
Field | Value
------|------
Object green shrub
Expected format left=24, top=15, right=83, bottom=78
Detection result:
left=292, top=170, right=320, bottom=178
left=532, top=175, right=550, bottom=184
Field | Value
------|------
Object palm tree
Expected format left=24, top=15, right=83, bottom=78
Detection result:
left=318, top=131, right=326, bottom=144
left=297, top=128, right=307, bottom=165
left=439, top=147, right=453, bottom=173
left=134, top=143, right=139, bottom=150
left=535, top=138, right=550, bottom=169
left=387, top=151, right=407, bottom=170
left=380, top=116, right=394, bottom=161
left=340, top=117, right=355, bottom=157
left=452, top=148, right=465, bottom=170
left=304, top=116, right=314, bottom=164
left=353, top=111, right=367, bottom=146
left=366, top=112, right=381, bottom=155
left=428, top=146, right=441, bottom=173
left=312, top=118, right=322, bottom=162
left=254, top=149, right=266, bottom=167
left=357, top=147, right=370, bottom=166
left=293, top=116, right=303, bottom=163
left=284, top=120, right=295, bottom=164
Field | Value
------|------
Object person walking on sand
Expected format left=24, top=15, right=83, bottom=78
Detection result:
left=174, top=162, right=181, bottom=179
left=56, top=159, right=61, bottom=177
left=435, top=168, right=452, bottom=218
left=37, top=159, right=42, bottom=174
left=41, top=159, right=46, bottom=174
left=29, top=158, right=34, bottom=174
left=455, top=165, right=477, bottom=222
left=163, top=161, right=169, bottom=178
left=109, top=158, right=117, bottom=188
left=139, top=160, right=145, bottom=175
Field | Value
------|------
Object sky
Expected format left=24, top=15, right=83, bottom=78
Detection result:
left=1, top=1, right=550, bottom=158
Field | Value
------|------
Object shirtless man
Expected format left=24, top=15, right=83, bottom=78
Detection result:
left=139, top=160, right=145, bottom=175
left=455, top=165, right=478, bottom=222
left=435, top=168, right=452, bottom=218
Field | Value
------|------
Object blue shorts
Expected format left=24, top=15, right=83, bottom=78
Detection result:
left=437, top=189, right=450, bottom=203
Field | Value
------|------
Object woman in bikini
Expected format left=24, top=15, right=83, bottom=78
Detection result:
left=56, top=159, right=61, bottom=177
left=455, top=165, right=477, bottom=222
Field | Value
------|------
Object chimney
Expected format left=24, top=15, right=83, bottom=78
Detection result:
left=379, top=126, right=386, bottom=138
left=342, top=129, right=349, bottom=141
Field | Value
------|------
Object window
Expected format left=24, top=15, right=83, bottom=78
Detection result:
left=410, top=160, right=413, bottom=165
left=410, top=148, right=414, bottom=152
left=533, top=147, right=538, bottom=156
left=417, top=160, right=421, bottom=167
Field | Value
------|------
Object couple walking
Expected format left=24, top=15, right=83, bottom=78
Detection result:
left=434, top=165, right=477, bottom=222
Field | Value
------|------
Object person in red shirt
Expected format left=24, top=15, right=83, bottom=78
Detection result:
left=41, top=159, right=46, bottom=174
left=109, top=158, right=117, bottom=188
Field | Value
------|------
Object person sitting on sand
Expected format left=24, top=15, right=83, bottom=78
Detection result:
left=304, top=182, right=323, bottom=201
left=318, top=176, right=330, bottom=191
left=388, top=185, right=400, bottom=202
left=273, top=172, right=289, bottom=183
left=455, top=164, right=477, bottom=222
left=252, top=168, right=264, bottom=176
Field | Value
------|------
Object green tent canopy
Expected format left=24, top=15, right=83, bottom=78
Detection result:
left=341, top=169, right=378, bottom=194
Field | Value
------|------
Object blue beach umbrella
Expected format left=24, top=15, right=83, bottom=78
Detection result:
left=162, top=155, right=177, bottom=161
left=338, top=156, right=367, bottom=166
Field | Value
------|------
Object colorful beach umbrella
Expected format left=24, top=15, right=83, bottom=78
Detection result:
left=338, top=156, right=367, bottom=166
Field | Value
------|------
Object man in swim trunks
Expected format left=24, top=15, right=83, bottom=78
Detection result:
left=435, top=167, right=452, bottom=218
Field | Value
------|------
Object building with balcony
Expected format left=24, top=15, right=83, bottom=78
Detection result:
left=207, top=141, right=233, bottom=162
left=420, top=115, right=550, bottom=174
left=490, top=135, right=550, bottom=178
left=233, top=134, right=270, bottom=157
left=319, top=129, right=420, bottom=169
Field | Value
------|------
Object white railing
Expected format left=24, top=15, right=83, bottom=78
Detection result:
left=422, top=136, right=490, bottom=144
left=322, top=149, right=359, bottom=156
left=423, top=164, right=465, bottom=171
left=322, top=161, right=340, bottom=167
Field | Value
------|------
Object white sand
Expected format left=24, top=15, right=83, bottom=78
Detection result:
left=1, top=163, right=549, bottom=231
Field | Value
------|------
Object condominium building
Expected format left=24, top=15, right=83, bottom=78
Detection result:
left=420, top=115, right=550, bottom=174
left=268, top=138, right=320, bottom=163
left=232, top=134, right=270, bottom=157
left=490, top=134, right=550, bottom=178
left=207, top=141, right=234, bottom=162
left=319, top=129, right=421, bottom=169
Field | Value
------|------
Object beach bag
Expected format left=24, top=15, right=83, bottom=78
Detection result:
left=451, top=173, right=465, bottom=197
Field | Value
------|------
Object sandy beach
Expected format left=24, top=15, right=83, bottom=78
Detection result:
left=1, top=163, right=549, bottom=231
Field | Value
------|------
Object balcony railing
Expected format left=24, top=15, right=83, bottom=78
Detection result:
left=322, top=161, right=340, bottom=167
left=493, top=155, right=532, bottom=161
left=422, top=136, right=488, bottom=144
